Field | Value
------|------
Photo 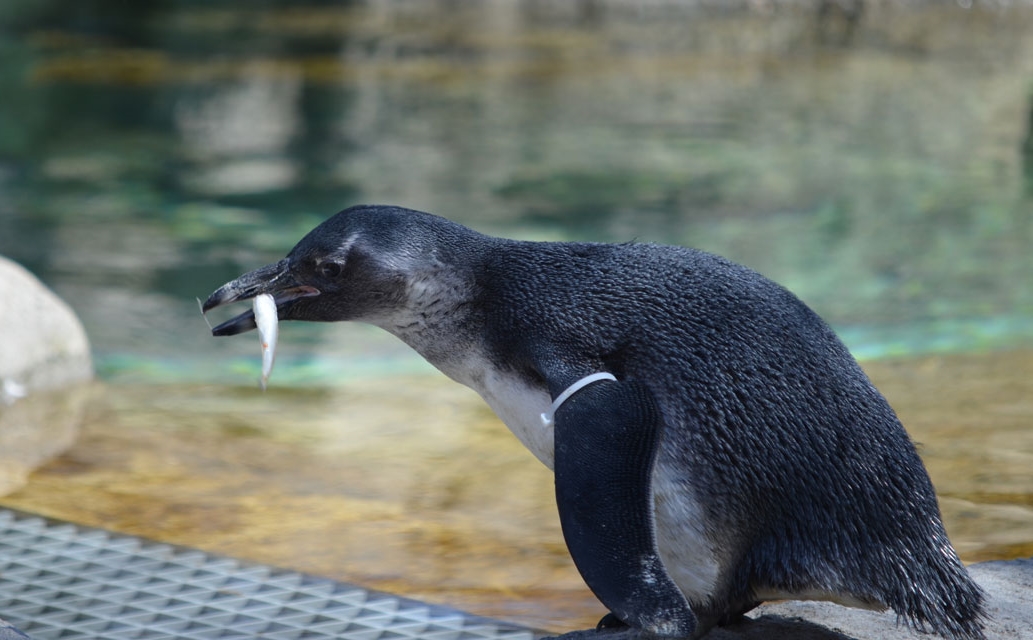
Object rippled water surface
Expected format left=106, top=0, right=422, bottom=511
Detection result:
left=1, top=1, right=1032, bottom=632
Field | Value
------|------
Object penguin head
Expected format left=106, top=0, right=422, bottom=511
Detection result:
left=202, top=205, right=477, bottom=335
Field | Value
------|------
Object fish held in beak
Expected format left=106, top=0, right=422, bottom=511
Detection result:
left=253, top=293, right=278, bottom=390
left=200, top=260, right=319, bottom=336
left=201, top=260, right=319, bottom=388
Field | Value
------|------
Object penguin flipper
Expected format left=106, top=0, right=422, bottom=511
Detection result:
left=553, top=378, right=697, bottom=638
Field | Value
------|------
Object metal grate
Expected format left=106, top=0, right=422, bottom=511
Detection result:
left=0, top=509, right=539, bottom=640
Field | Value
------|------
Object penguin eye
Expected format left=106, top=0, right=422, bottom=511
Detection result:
left=317, top=261, right=342, bottom=278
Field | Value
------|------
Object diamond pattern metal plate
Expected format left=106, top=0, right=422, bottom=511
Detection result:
left=0, top=509, right=539, bottom=640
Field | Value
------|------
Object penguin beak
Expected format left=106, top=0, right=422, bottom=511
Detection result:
left=201, top=259, right=320, bottom=336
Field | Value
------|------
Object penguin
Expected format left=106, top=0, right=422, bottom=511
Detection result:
left=203, top=205, right=986, bottom=640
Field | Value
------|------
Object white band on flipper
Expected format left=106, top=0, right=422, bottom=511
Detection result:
left=540, top=372, right=618, bottom=427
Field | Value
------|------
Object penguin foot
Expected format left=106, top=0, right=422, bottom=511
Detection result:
left=717, top=600, right=761, bottom=626
left=596, top=612, right=629, bottom=631
left=543, top=623, right=686, bottom=640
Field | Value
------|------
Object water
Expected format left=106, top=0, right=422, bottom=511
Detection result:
left=1, top=0, right=1032, bottom=632
left=2, top=1, right=1032, bottom=383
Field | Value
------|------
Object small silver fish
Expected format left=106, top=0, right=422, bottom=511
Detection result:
left=253, top=293, right=278, bottom=390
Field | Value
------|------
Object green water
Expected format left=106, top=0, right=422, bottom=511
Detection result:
left=1, top=1, right=1032, bottom=386
left=2, top=3, right=1033, bottom=630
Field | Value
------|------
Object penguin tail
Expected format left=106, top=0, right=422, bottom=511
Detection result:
left=889, top=560, right=988, bottom=640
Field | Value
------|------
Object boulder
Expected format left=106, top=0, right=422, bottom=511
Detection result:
left=0, top=618, right=29, bottom=640
left=0, top=256, right=93, bottom=495
left=542, top=558, right=1033, bottom=639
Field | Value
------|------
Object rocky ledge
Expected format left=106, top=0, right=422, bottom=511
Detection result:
left=542, top=558, right=1033, bottom=639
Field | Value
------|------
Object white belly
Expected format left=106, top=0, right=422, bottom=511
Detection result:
left=412, top=344, right=556, bottom=468
left=651, top=462, right=721, bottom=607
left=474, top=369, right=556, bottom=469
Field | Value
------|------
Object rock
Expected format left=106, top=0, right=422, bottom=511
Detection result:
left=0, top=618, right=30, bottom=639
left=541, top=558, right=1033, bottom=639
left=0, top=256, right=93, bottom=495
left=959, top=559, right=1033, bottom=640
left=0, top=256, right=92, bottom=394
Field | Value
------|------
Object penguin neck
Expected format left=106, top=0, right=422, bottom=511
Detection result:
left=372, top=257, right=483, bottom=382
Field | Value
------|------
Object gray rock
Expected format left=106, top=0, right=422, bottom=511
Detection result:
left=540, top=558, right=1033, bottom=639
left=0, top=256, right=93, bottom=495
left=0, top=256, right=92, bottom=395
left=0, top=619, right=30, bottom=640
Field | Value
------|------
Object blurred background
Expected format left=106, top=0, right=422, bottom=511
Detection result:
left=0, top=0, right=1031, bottom=633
